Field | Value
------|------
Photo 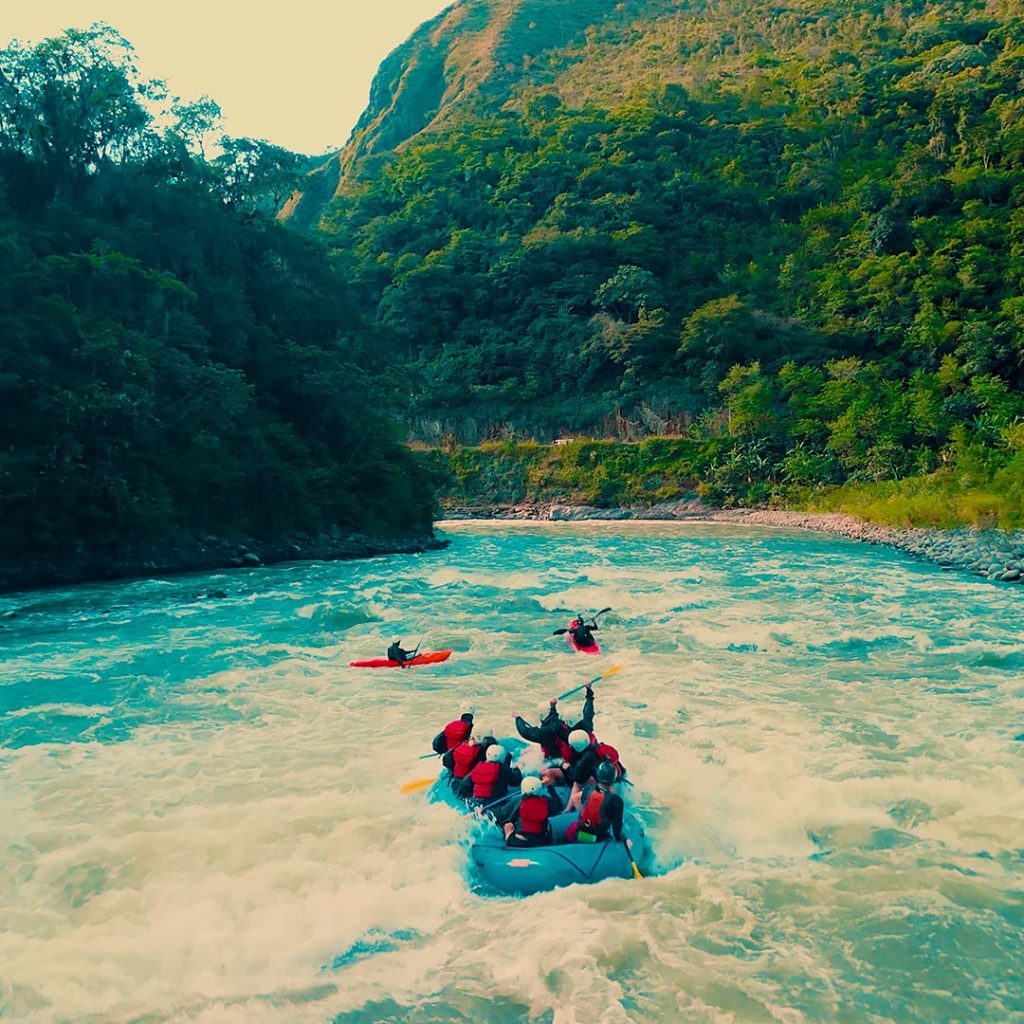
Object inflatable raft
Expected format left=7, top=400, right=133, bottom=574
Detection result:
left=470, top=807, right=646, bottom=896
left=428, top=770, right=647, bottom=895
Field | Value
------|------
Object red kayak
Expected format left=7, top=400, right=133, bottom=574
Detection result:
left=349, top=649, right=453, bottom=669
left=567, top=620, right=600, bottom=655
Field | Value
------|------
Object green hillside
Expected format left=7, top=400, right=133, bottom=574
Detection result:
left=301, top=0, right=1024, bottom=514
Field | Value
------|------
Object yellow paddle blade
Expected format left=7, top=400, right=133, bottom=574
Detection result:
left=602, top=664, right=624, bottom=680
left=400, top=777, right=435, bottom=794
left=631, top=859, right=644, bottom=880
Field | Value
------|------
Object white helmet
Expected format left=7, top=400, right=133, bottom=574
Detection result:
left=485, top=744, right=506, bottom=763
left=521, top=776, right=543, bottom=795
left=568, top=729, right=591, bottom=752
left=474, top=723, right=494, bottom=742
left=458, top=702, right=474, bottom=716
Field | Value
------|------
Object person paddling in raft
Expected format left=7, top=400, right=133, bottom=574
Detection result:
left=387, top=638, right=415, bottom=666
left=514, top=687, right=595, bottom=760
left=560, top=730, right=626, bottom=810
left=431, top=702, right=474, bottom=755
left=569, top=613, right=598, bottom=649
left=465, top=744, right=522, bottom=811
left=566, top=759, right=624, bottom=844
left=503, top=776, right=562, bottom=847
left=443, top=725, right=485, bottom=793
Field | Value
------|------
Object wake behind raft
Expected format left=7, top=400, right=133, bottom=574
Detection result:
left=428, top=775, right=648, bottom=896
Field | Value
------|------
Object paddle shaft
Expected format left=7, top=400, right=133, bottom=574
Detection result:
left=553, top=607, right=611, bottom=636
left=557, top=664, right=622, bottom=702
left=623, top=839, right=644, bottom=879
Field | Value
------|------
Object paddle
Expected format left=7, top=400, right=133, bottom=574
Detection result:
left=556, top=663, right=624, bottom=702
left=552, top=607, right=612, bottom=636
left=418, top=736, right=468, bottom=760
left=478, top=790, right=520, bottom=813
left=622, top=838, right=643, bottom=879
left=399, top=777, right=436, bottom=794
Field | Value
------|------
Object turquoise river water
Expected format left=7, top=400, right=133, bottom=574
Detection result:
left=1, top=521, right=1022, bottom=1024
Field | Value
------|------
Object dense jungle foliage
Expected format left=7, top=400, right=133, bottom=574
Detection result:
left=323, top=0, right=1024, bottom=518
left=0, top=26, right=434, bottom=570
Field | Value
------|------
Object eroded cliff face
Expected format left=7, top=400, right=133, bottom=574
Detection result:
left=283, top=0, right=634, bottom=228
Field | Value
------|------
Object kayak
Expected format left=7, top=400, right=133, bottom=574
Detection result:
left=349, top=649, right=453, bottom=668
left=567, top=619, right=600, bottom=655
left=470, top=806, right=647, bottom=896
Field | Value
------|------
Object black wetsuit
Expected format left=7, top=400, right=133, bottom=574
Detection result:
left=514, top=690, right=595, bottom=757
left=570, top=622, right=597, bottom=647
left=569, top=747, right=604, bottom=787
left=387, top=642, right=413, bottom=665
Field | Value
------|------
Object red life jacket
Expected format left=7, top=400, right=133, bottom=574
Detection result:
left=554, top=734, right=574, bottom=762
left=443, top=719, right=470, bottom=749
left=595, top=741, right=624, bottom=778
left=451, top=741, right=481, bottom=779
left=579, top=787, right=607, bottom=835
left=470, top=760, right=501, bottom=798
left=518, top=795, right=551, bottom=836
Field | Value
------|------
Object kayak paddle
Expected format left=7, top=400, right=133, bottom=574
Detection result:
left=557, top=663, right=623, bottom=701
left=552, top=607, right=612, bottom=635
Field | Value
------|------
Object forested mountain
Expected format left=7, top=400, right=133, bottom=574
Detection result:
left=291, top=0, right=1024, bottom=507
left=0, top=26, right=435, bottom=587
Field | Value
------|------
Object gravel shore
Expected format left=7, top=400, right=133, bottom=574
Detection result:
left=444, top=500, right=1024, bottom=586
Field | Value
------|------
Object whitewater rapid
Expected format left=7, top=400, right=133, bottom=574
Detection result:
left=0, top=521, right=1021, bottom=1023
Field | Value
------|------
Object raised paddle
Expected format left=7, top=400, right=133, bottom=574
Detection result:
left=552, top=607, right=612, bottom=635
left=622, top=838, right=643, bottom=879
left=556, top=664, right=624, bottom=702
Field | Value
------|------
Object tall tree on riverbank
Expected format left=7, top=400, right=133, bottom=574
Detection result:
left=0, top=26, right=434, bottom=575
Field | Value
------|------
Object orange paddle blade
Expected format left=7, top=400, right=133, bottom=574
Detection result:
left=400, top=777, right=435, bottom=794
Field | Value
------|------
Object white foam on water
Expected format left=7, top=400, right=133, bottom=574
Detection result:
left=1, top=521, right=1022, bottom=1023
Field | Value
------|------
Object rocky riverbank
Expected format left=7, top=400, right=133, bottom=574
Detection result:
left=0, top=528, right=448, bottom=596
left=443, top=500, right=1024, bottom=586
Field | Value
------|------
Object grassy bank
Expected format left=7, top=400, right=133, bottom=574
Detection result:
left=424, top=438, right=1024, bottom=531
left=424, top=438, right=721, bottom=508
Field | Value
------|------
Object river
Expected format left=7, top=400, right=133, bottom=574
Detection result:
left=1, top=521, right=1022, bottom=1023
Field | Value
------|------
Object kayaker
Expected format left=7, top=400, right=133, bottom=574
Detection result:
left=466, top=744, right=523, bottom=808
left=503, top=776, right=561, bottom=847
left=431, top=702, right=474, bottom=755
left=569, top=613, right=598, bottom=648
left=387, top=639, right=414, bottom=666
left=514, top=686, right=595, bottom=759
left=566, top=759, right=623, bottom=843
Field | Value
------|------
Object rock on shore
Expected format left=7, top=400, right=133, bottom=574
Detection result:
left=442, top=500, right=1024, bottom=586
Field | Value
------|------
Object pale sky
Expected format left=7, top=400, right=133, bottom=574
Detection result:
left=3, top=1, right=455, bottom=155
